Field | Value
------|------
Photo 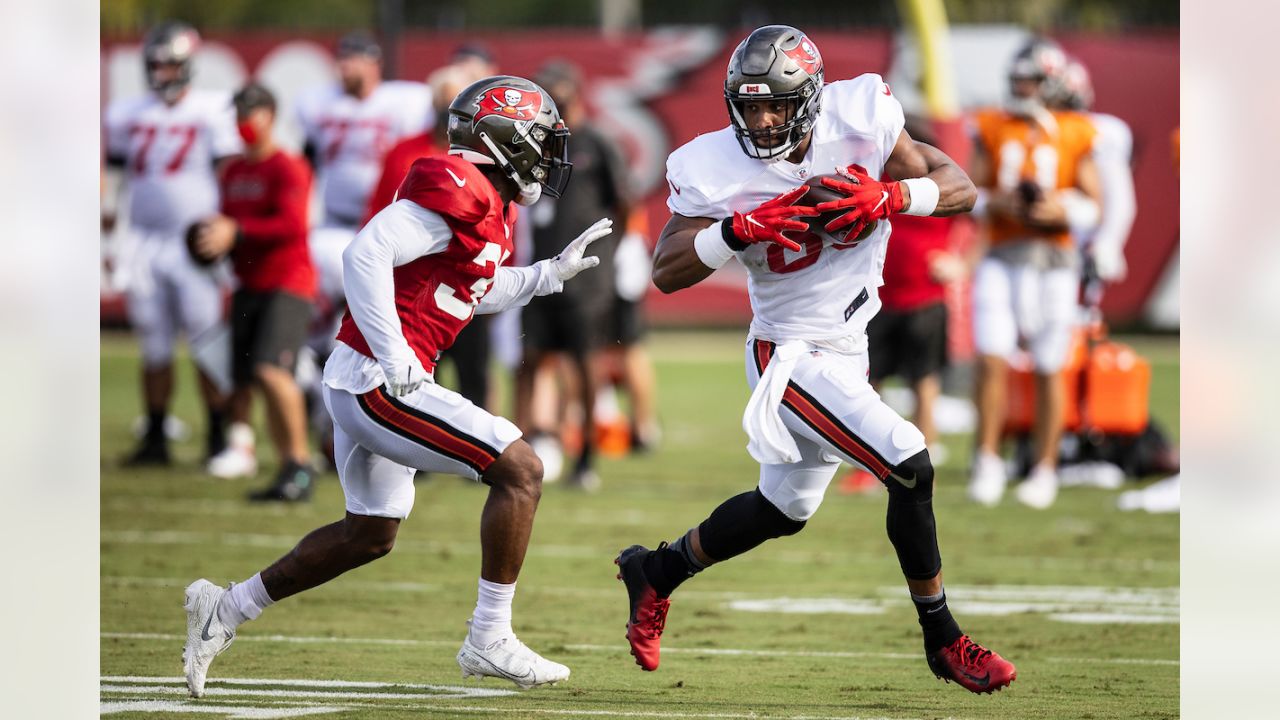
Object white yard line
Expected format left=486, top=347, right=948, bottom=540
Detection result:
left=102, top=632, right=1177, bottom=666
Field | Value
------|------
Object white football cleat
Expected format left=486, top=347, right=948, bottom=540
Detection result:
left=967, top=452, right=1008, bottom=507
left=1015, top=463, right=1060, bottom=509
left=183, top=579, right=236, bottom=698
left=207, top=423, right=257, bottom=479
left=456, top=631, right=570, bottom=689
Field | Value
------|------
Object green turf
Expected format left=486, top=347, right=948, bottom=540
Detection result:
left=100, top=330, right=1179, bottom=719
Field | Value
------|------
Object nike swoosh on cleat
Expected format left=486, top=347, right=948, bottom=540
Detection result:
left=961, top=670, right=991, bottom=687
left=468, top=652, right=535, bottom=683
left=446, top=168, right=467, bottom=188
left=200, top=613, right=218, bottom=642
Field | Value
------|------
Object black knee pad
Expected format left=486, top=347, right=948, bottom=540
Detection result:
left=885, top=449, right=935, bottom=503
left=699, top=489, right=807, bottom=562
left=885, top=449, right=942, bottom=580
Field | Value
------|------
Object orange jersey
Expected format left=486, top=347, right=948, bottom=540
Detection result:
left=975, top=108, right=1095, bottom=247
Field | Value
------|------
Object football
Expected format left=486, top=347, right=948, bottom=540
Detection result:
left=797, top=174, right=878, bottom=244
left=185, top=221, right=218, bottom=266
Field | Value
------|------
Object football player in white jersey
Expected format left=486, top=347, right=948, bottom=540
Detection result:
left=1052, top=58, right=1136, bottom=285
left=296, top=32, right=432, bottom=305
left=613, top=26, right=1016, bottom=694
left=103, top=21, right=242, bottom=465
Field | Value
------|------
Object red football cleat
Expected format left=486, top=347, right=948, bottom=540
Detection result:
left=926, top=634, right=1017, bottom=694
left=614, top=544, right=671, bottom=671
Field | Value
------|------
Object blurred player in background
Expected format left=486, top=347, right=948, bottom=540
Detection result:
left=103, top=21, right=241, bottom=466
left=596, top=209, right=661, bottom=455
left=1050, top=59, right=1136, bottom=286
left=193, top=83, right=318, bottom=501
left=295, top=31, right=431, bottom=457
left=516, top=60, right=630, bottom=490
left=615, top=26, right=1015, bottom=694
left=183, top=76, right=612, bottom=695
left=966, top=39, right=1101, bottom=509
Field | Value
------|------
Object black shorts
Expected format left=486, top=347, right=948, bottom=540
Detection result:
left=608, top=297, right=646, bottom=346
left=521, top=292, right=608, bottom=357
left=867, top=302, right=948, bottom=384
left=230, top=290, right=313, bottom=385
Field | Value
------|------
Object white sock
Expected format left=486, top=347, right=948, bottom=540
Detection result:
left=468, top=578, right=515, bottom=646
left=216, top=573, right=275, bottom=628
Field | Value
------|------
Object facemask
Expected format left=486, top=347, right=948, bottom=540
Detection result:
left=237, top=121, right=259, bottom=145
left=515, top=181, right=542, bottom=206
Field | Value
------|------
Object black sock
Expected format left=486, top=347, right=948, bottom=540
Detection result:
left=207, top=409, right=226, bottom=454
left=145, top=411, right=166, bottom=442
left=642, top=530, right=706, bottom=598
left=912, top=589, right=963, bottom=654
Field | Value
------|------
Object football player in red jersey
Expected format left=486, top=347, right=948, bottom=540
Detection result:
left=182, top=76, right=612, bottom=695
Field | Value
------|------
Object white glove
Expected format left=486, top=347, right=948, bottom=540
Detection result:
left=381, top=355, right=429, bottom=397
left=1090, top=242, right=1128, bottom=282
left=550, top=218, right=613, bottom=282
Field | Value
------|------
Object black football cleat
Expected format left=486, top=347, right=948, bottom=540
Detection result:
left=123, top=437, right=171, bottom=467
left=247, top=463, right=315, bottom=503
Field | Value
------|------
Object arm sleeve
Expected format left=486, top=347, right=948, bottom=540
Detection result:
left=1090, top=119, right=1136, bottom=252
left=474, top=260, right=562, bottom=315
left=342, top=200, right=451, bottom=366
left=235, top=160, right=312, bottom=243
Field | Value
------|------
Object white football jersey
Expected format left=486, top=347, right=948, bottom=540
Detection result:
left=296, top=81, right=432, bottom=225
left=104, top=88, right=242, bottom=235
left=666, top=74, right=905, bottom=345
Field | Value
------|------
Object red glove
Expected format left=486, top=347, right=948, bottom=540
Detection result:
left=730, top=186, right=819, bottom=252
left=814, top=164, right=906, bottom=234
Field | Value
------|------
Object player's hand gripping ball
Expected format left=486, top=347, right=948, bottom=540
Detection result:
left=799, top=174, right=879, bottom=245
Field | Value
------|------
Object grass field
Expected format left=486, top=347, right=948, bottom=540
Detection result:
left=100, top=330, right=1179, bottom=719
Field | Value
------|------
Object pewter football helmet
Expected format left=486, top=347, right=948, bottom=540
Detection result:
left=724, top=25, right=825, bottom=161
left=447, top=75, right=572, bottom=198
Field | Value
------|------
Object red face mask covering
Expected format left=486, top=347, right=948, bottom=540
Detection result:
left=237, top=121, right=259, bottom=145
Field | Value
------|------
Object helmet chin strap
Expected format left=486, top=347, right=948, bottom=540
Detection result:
left=478, top=131, right=542, bottom=203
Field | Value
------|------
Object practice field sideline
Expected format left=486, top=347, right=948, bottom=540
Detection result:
left=101, top=330, right=1179, bottom=719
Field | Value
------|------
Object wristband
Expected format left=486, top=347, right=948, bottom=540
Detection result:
left=720, top=217, right=749, bottom=251
left=694, top=219, right=738, bottom=269
left=901, top=177, right=940, bottom=216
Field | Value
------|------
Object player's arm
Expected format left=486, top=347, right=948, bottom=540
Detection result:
left=652, top=189, right=817, bottom=294
left=884, top=131, right=977, bottom=216
left=343, top=201, right=449, bottom=392
left=650, top=214, right=718, bottom=293
left=813, top=131, right=976, bottom=237
left=476, top=218, right=614, bottom=314
left=1088, top=132, right=1137, bottom=281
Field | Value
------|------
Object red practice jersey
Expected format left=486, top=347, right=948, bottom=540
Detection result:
left=879, top=214, right=954, bottom=312
left=220, top=149, right=316, bottom=298
left=336, top=155, right=516, bottom=372
left=363, top=132, right=441, bottom=226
